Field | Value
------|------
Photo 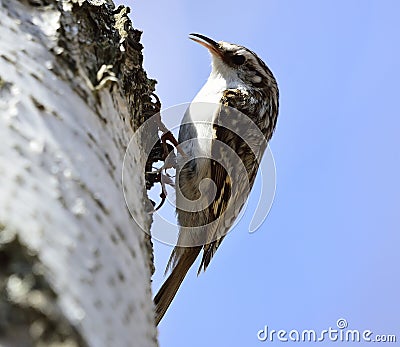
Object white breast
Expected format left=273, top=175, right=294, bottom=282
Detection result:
left=179, top=61, right=246, bottom=159
left=179, top=74, right=224, bottom=159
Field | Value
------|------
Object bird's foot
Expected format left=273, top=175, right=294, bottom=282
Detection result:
left=148, top=169, right=175, bottom=213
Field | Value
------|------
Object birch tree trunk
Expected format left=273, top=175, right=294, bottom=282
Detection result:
left=0, top=0, right=160, bottom=346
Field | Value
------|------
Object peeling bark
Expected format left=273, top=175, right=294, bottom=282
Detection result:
left=0, top=0, right=159, bottom=346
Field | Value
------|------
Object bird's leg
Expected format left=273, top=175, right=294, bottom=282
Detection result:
left=148, top=158, right=176, bottom=212
left=150, top=133, right=182, bottom=212
left=150, top=93, right=186, bottom=159
left=152, top=128, right=187, bottom=211
left=147, top=93, right=185, bottom=212
left=154, top=114, right=185, bottom=162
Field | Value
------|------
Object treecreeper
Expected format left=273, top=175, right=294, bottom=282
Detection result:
left=154, top=33, right=279, bottom=325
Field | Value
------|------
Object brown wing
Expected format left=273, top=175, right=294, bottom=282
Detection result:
left=198, top=89, right=268, bottom=272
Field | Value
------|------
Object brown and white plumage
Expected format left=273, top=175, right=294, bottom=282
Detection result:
left=154, top=34, right=279, bottom=325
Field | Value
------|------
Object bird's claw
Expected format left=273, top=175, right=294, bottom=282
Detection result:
left=152, top=190, right=167, bottom=212
left=147, top=93, right=186, bottom=212
left=149, top=172, right=174, bottom=213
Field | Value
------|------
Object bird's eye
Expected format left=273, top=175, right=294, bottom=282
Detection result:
left=231, top=54, right=246, bottom=65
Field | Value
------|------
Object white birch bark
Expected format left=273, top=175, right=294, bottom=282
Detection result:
left=0, top=0, right=158, bottom=346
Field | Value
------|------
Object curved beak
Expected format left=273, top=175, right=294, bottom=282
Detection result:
left=189, top=33, right=223, bottom=58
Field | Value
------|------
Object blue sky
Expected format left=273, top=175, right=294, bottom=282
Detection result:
left=118, top=1, right=400, bottom=345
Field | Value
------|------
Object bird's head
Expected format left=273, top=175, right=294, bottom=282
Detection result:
left=189, top=33, right=276, bottom=90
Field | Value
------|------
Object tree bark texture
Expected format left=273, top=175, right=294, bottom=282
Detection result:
left=0, top=0, right=160, bottom=346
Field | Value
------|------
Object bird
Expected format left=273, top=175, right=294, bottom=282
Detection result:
left=154, top=33, right=279, bottom=325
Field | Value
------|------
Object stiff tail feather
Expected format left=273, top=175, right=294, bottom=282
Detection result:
left=154, top=247, right=200, bottom=325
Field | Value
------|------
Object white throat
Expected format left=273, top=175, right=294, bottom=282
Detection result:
left=193, top=56, right=247, bottom=102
